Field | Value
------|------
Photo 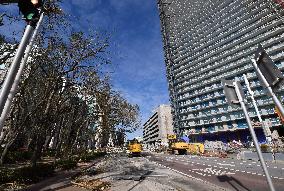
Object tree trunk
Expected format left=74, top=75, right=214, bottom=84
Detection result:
left=0, top=134, right=17, bottom=165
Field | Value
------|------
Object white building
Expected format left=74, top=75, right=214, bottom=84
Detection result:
left=143, top=105, right=174, bottom=146
left=158, top=0, right=284, bottom=143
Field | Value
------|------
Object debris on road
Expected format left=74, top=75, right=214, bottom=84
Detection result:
left=72, top=179, right=110, bottom=191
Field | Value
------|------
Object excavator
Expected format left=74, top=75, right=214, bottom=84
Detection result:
left=167, top=134, right=190, bottom=155
left=127, top=139, right=142, bottom=157
left=167, top=134, right=205, bottom=155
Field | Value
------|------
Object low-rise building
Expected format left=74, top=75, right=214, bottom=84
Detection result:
left=143, top=105, right=174, bottom=146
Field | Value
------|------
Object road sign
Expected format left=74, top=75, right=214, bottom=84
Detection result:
left=254, top=44, right=284, bottom=90
left=222, top=79, right=245, bottom=105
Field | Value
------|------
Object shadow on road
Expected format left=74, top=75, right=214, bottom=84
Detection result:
left=217, top=175, right=251, bottom=191
left=127, top=170, right=153, bottom=191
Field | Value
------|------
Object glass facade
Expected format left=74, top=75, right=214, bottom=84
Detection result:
left=157, top=0, right=284, bottom=142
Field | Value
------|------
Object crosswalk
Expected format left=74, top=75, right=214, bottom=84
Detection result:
left=190, top=167, right=235, bottom=176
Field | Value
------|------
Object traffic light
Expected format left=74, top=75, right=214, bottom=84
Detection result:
left=254, top=44, right=284, bottom=90
left=18, top=0, right=42, bottom=21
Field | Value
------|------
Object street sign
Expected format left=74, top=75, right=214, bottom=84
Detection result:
left=254, top=44, right=284, bottom=90
left=222, top=79, right=245, bottom=105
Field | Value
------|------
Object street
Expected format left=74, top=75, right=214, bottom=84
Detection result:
left=147, top=153, right=284, bottom=191
left=1, top=152, right=282, bottom=191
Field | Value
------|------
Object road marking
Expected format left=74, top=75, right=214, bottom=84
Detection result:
left=217, top=163, right=235, bottom=167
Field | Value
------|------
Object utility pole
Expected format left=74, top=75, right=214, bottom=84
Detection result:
left=243, top=74, right=272, bottom=142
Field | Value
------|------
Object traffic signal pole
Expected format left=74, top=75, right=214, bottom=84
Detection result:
left=243, top=74, right=272, bottom=141
left=251, top=59, right=284, bottom=118
left=0, top=13, right=44, bottom=134
left=234, top=80, right=275, bottom=191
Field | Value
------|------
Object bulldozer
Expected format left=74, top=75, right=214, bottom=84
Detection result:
left=127, top=139, right=142, bottom=157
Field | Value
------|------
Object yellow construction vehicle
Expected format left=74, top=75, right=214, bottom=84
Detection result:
left=127, top=139, right=142, bottom=157
left=167, top=134, right=189, bottom=155
left=188, top=143, right=205, bottom=155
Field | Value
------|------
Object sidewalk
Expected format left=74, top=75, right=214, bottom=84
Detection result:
left=21, top=161, right=98, bottom=191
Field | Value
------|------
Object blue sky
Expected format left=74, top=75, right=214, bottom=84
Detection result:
left=0, top=0, right=170, bottom=139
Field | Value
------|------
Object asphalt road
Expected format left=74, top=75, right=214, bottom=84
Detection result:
left=146, top=153, right=284, bottom=191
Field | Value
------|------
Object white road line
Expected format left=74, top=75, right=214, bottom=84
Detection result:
left=217, top=163, right=235, bottom=167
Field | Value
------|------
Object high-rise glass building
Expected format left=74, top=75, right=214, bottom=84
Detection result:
left=157, top=0, right=284, bottom=142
